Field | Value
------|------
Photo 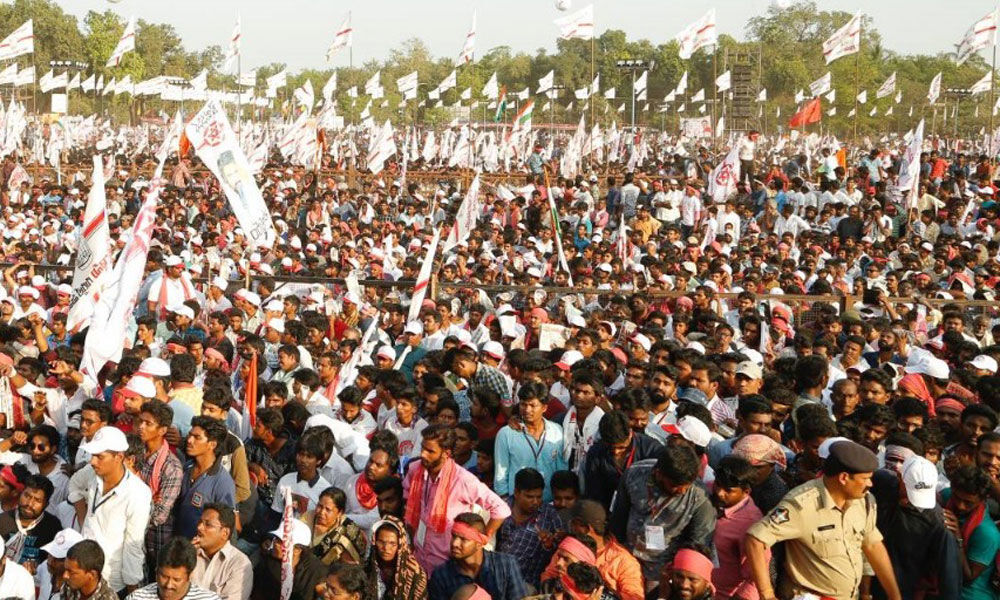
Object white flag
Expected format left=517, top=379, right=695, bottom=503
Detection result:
left=828, top=107, right=837, bottom=116
left=366, top=120, right=397, bottom=174
left=293, top=80, right=315, bottom=108
left=408, top=228, right=442, bottom=323
left=554, top=4, right=594, bottom=40
left=822, top=13, right=861, bottom=64
left=676, top=9, right=717, bottom=59
left=876, top=72, right=896, bottom=99
left=327, top=14, right=353, bottom=60
left=365, top=70, right=381, bottom=96
left=848, top=108, right=856, bottom=117
left=186, top=100, right=278, bottom=248
left=66, top=72, right=80, bottom=91
left=0, top=64, right=16, bottom=85
left=537, top=70, right=554, bottom=94
left=664, top=90, right=676, bottom=103
left=223, top=15, right=240, bottom=73
left=826, top=89, right=836, bottom=103
left=691, top=88, right=705, bottom=102
left=809, top=72, right=831, bottom=97
left=322, top=72, right=337, bottom=103
left=715, top=70, right=731, bottom=92
left=856, top=90, right=867, bottom=104
left=928, top=72, right=942, bottom=104
left=458, top=11, right=476, bottom=63
left=894, top=90, right=902, bottom=104
left=707, top=141, right=740, bottom=203
left=483, top=72, right=498, bottom=99
left=575, top=87, right=588, bottom=100
left=443, top=174, right=481, bottom=253
left=38, top=70, right=53, bottom=93
left=189, top=70, right=208, bottom=92
left=794, top=89, right=805, bottom=103
left=675, top=71, right=688, bottom=94
left=757, top=88, right=767, bottom=102
left=886, top=106, right=893, bottom=116
left=971, top=70, right=993, bottom=95
left=239, top=70, right=256, bottom=87
left=956, top=9, right=998, bottom=65
left=438, top=69, right=457, bottom=93
left=13, top=66, right=32, bottom=87
left=634, top=70, right=648, bottom=94
left=898, top=119, right=925, bottom=202
left=0, top=20, right=32, bottom=61
left=869, top=106, right=877, bottom=116
left=397, top=71, right=418, bottom=100
left=266, top=70, right=287, bottom=90
left=66, top=155, right=112, bottom=332
left=604, top=87, right=615, bottom=99
left=590, top=74, right=600, bottom=96
left=279, top=486, right=295, bottom=600
left=105, top=16, right=136, bottom=68
left=461, top=87, right=472, bottom=100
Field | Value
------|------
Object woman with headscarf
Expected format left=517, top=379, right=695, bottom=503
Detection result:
left=731, top=433, right=789, bottom=514
left=365, top=517, right=428, bottom=600
left=301, top=487, right=368, bottom=566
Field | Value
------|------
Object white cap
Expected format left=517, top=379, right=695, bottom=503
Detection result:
left=970, top=355, right=999, bottom=374
left=526, top=267, right=543, bottom=279
left=598, top=321, right=617, bottom=337
left=138, top=357, right=171, bottom=378
left=79, top=426, right=129, bottom=454
left=242, top=291, right=262, bottom=307
left=376, top=346, right=396, bottom=361
left=597, top=263, right=612, bottom=273
left=164, top=255, right=184, bottom=267
left=481, top=341, right=505, bottom=361
left=211, top=276, right=229, bottom=291
left=568, top=314, right=587, bottom=328
left=40, top=529, right=84, bottom=559
left=125, top=376, right=156, bottom=398
left=555, top=350, right=584, bottom=370
left=630, top=333, right=652, bottom=352
left=168, top=304, right=194, bottom=320
left=904, top=352, right=950, bottom=379
left=17, top=286, right=38, bottom=299
left=265, top=299, right=284, bottom=312
left=269, top=519, right=311, bottom=547
left=267, top=318, right=286, bottom=334
left=902, top=455, right=938, bottom=510
left=663, top=415, right=712, bottom=448
left=30, top=275, right=46, bottom=287
left=56, top=283, right=72, bottom=296
left=404, top=321, right=424, bottom=335
left=818, top=436, right=851, bottom=459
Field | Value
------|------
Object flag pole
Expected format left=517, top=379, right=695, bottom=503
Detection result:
left=349, top=11, right=353, bottom=70
left=991, top=39, right=996, bottom=159
left=590, top=34, right=595, bottom=160
left=852, top=29, right=861, bottom=140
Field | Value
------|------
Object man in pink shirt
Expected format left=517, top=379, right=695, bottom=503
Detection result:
left=403, top=424, right=510, bottom=572
left=712, top=455, right=767, bottom=600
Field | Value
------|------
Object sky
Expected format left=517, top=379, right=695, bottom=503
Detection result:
left=54, top=0, right=1000, bottom=72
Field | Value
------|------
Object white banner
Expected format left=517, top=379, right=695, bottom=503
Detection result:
left=876, top=72, right=896, bottom=99
left=67, top=155, right=112, bottom=332
left=185, top=100, right=277, bottom=248
left=809, top=72, right=831, bottom=97
left=680, top=116, right=713, bottom=138
left=443, top=173, right=481, bottom=253
left=676, top=9, right=717, bottom=59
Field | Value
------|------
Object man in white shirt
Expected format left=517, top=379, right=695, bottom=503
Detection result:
left=0, top=538, right=35, bottom=600
left=81, top=427, right=152, bottom=595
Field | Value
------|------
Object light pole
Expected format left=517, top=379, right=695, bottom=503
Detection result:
left=615, top=59, right=654, bottom=132
left=165, top=77, right=194, bottom=115
left=945, top=88, right=972, bottom=139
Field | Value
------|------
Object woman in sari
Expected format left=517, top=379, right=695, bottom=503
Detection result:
left=365, top=517, right=428, bottom=600
left=301, top=487, right=368, bottom=565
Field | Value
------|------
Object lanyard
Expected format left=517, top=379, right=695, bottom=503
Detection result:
left=615, top=443, right=637, bottom=475
left=91, top=475, right=123, bottom=515
left=522, top=425, right=547, bottom=465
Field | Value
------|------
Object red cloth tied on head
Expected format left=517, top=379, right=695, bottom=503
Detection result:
left=935, top=397, right=965, bottom=415
left=451, top=522, right=489, bottom=545
left=0, top=465, right=23, bottom=493
left=556, top=536, right=596, bottom=565
left=671, top=548, right=715, bottom=592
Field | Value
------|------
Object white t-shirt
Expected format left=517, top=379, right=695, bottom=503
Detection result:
left=0, top=559, right=35, bottom=600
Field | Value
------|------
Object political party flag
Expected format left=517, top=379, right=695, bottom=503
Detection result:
left=366, top=120, right=397, bottom=174
left=757, top=88, right=767, bottom=102
left=458, top=11, right=476, bottom=63
left=789, top=97, right=822, bottom=127
left=482, top=72, right=499, bottom=99
left=223, top=15, right=240, bottom=73
left=443, top=173, right=481, bottom=253
left=438, top=70, right=457, bottom=93
left=675, top=71, right=688, bottom=94
left=708, top=141, right=740, bottom=203
left=826, top=89, right=836, bottom=102
left=494, top=86, right=507, bottom=122
left=537, top=70, right=554, bottom=94
left=809, top=72, right=831, bottom=97
left=691, top=88, right=705, bottom=102
left=899, top=119, right=925, bottom=203
left=0, top=20, right=32, bottom=61
left=876, top=72, right=896, bottom=99
left=106, top=16, right=136, bottom=68
left=956, top=9, right=998, bottom=65
left=604, top=87, right=616, bottom=99
left=322, top=72, right=336, bottom=103
left=971, top=70, right=993, bottom=95
left=856, top=90, right=867, bottom=104
left=327, top=14, right=353, bottom=60
left=715, top=70, right=731, bottom=92
left=822, top=13, right=861, bottom=64
left=266, top=70, right=287, bottom=90
left=365, top=70, right=382, bottom=96
left=185, top=100, right=278, bottom=249
left=279, top=486, right=295, bottom=600
left=928, top=72, right=942, bottom=104
left=66, top=155, right=112, bottom=332
left=676, top=9, right=717, bottom=59
left=407, top=228, right=441, bottom=323
left=554, top=4, right=594, bottom=40
left=512, top=98, right=534, bottom=132
left=634, top=71, right=648, bottom=95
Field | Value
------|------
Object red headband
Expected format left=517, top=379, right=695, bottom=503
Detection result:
left=0, top=466, right=23, bottom=493
left=559, top=573, right=591, bottom=600
left=671, top=549, right=714, bottom=591
left=935, top=398, right=965, bottom=414
left=166, top=343, right=187, bottom=354
left=557, top=536, right=597, bottom=565
left=451, top=522, right=489, bottom=545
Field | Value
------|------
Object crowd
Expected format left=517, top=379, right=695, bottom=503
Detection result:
left=0, top=122, right=995, bottom=600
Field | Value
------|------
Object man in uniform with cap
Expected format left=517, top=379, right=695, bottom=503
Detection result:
left=745, top=439, right=902, bottom=600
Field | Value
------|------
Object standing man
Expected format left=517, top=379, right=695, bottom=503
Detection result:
left=176, top=418, right=236, bottom=539
left=745, top=440, right=902, bottom=600
left=81, top=427, right=152, bottom=596
left=136, top=400, right=183, bottom=570
left=191, top=504, right=252, bottom=600
left=402, top=425, right=511, bottom=572
left=739, top=130, right=759, bottom=184
left=494, top=383, right=566, bottom=502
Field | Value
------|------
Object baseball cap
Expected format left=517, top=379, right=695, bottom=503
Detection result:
left=630, top=333, right=652, bottom=352
left=404, top=321, right=424, bottom=335
left=211, top=276, right=229, bottom=291
left=376, top=346, right=397, bottom=361
left=40, top=529, right=84, bottom=559
left=678, top=387, right=708, bottom=406
left=269, top=519, right=311, bottom=547
left=481, top=341, right=505, bottom=361
left=123, top=376, right=156, bottom=398
left=80, top=427, right=129, bottom=455
left=138, top=357, right=171, bottom=378
left=904, top=353, right=950, bottom=379
left=902, top=455, right=938, bottom=510
left=168, top=304, right=194, bottom=320
left=164, top=255, right=184, bottom=267
left=735, top=361, right=763, bottom=380
left=555, top=350, right=584, bottom=371
left=266, top=318, right=286, bottom=333
left=662, top=415, right=712, bottom=448
left=970, top=355, right=998, bottom=374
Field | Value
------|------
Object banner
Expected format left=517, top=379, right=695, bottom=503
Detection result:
left=407, top=228, right=441, bottom=323
left=680, top=116, right=713, bottom=138
left=106, top=16, right=136, bottom=68
left=67, top=156, right=112, bottom=332
left=442, top=173, right=481, bottom=253
left=185, top=99, right=277, bottom=248
left=899, top=119, right=925, bottom=205
left=957, top=9, right=998, bottom=65
left=279, top=486, right=295, bottom=600
left=554, top=4, right=594, bottom=40
left=707, top=142, right=740, bottom=203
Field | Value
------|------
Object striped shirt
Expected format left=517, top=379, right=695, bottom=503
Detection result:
left=126, top=583, right=222, bottom=600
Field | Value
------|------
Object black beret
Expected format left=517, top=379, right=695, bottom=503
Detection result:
left=825, top=440, right=879, bottom=474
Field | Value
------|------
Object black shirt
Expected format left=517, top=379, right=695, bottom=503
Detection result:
left=582, top=432, right=662, bottom=510
left=0, top=509, right=62, bottom=565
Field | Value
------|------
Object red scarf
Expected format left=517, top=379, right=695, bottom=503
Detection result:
left=404, top=458, right=456, bottom=534
left=148, top=442, right=171, bottom=502
left=949, top=498, right=986, bottom=545
left=355, top=474, right=378, bottom=510
left=245, top=353, right=258, bottom=428
left=157, top=273, right=195, bottom=318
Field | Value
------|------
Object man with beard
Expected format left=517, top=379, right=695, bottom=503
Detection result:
left=343, top=433, right=398, bottom=529
left=582, top=411, right=661, bottom=511
left=943, top=465, right=1000, bottom=600
left=0, top=474, right=60, bottom=571
left=655, top=546, right=715, bottom=600
left=126, top=537, right=221, bottom=600
left=643, top=365, right=679, bottom=441
left=21, top=425, right=69, bottom=514
left=427, top=512, right=528, bottom=600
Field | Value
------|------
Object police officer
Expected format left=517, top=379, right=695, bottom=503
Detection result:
left=744, top=440, right=902, bottom=600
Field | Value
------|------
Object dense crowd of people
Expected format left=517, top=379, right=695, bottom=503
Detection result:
left=0, top=123, right=996, bottom=600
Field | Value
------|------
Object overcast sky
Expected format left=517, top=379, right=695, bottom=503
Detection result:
left=57, top=0, right=997, bottom=71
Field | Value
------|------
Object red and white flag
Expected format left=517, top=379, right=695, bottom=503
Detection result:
left=105, top=16, right=136, bottom=68
left=822, top=13, right=861, bottom=64
left=327, top=14, right=353, bottom=61
left=899, top=119, right=925, bottom=206
left=279, top=486, right=295, bottom=600
left=876, top=72, right=896, bottom=99
left=223, top=15, right=241, bottom=73
left=0, top=20, right=33, bottom=61
left=554, top=4, right=594, bottom=40
left=957, top=9, right=998, bottom=65
left=67, top=156, right=112, bottom=332
left=443, top=173, right=481, bottom=253
left=676, top=9, right=717, bottom=59
left=407, top=228, right=442, bottom=323
left=707, top=142, right=740, bottom=204
left=928, top=72, right=942, bottom=104
left=458, top=11, right=476, bottom=64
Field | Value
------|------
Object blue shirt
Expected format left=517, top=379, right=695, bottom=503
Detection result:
left=428, top=551, right=529, bottom=600
left=493, top=420, right=567, bottom=501
left=169, top=398, right=196, bottom=437
left=496, top=500, right=563, bottom=586
left=175, top=460, right=236, bottom=538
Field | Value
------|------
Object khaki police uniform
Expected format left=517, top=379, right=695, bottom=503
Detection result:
left=746, top=477, right=881, bottom=600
